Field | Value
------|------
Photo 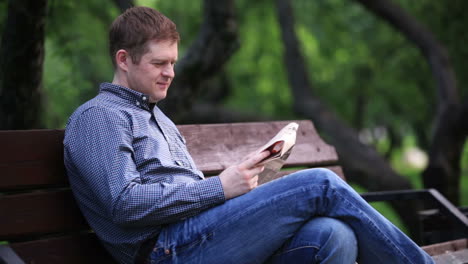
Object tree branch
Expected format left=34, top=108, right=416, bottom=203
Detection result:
left=354, top=0, right=467, bottom=203
left=354, top=0, right=458, bottom=105
left=112, top=0, right=133, bottom=13
left=160, top=0, right=239, bottom=122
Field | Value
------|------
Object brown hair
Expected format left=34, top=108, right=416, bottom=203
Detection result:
left=109, top=6, right=180, bottom=68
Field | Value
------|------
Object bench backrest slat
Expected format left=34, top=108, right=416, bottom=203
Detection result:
left=0, top=190, right=88, bottom=241
left=0, top=129, right=66, bottom=190
left=179, top=120, right=337, bottom=175
left=0, top=120, right=337, bottom=191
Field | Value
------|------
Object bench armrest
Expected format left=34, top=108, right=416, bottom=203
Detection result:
left=361, top=188, right=468, bottom=236
left=0, top=245, right=25, bottom=264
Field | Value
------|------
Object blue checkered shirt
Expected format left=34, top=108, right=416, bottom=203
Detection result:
left=63, top=83, right=225, bottom=264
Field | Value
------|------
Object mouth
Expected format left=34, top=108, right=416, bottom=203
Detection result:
left=156, top=82, right=170, bottom=88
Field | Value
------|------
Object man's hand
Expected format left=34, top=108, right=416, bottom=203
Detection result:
left=219, top=151, right=270, bottom=200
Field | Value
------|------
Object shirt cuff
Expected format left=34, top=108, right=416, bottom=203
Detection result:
left=193, top=176, right=226, bottom=209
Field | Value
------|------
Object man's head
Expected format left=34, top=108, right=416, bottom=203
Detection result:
left=110, top=7, right=180, bottom=103
left=109, top=6, right=179, bottom=68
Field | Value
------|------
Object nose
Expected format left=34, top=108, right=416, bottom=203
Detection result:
left=162, top=64, right=175, bottom=78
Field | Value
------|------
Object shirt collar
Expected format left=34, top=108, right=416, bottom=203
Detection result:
left=99, top=82, right=151, bottom=111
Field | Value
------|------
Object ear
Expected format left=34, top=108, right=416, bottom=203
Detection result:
left=115, top=49, right=130, bottom=72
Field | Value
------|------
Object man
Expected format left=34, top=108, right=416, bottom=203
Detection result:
left=64, top=6, right=434, bottom=264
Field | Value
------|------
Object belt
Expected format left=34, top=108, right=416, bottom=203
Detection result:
left=134, top=236, right=158, bottom=264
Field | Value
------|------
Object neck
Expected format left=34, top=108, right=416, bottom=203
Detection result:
left=112, top=71, right=128, bottom=88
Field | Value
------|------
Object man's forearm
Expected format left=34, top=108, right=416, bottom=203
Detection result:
left=111, top=176, right=225, bottom=227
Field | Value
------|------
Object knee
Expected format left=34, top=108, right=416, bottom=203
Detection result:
left=308, top=168, right=341, bottom=180
left=288, top=168, right=344, bottom=187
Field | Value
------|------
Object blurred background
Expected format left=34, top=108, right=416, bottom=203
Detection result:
left=0, top=0, right=467, bottom=240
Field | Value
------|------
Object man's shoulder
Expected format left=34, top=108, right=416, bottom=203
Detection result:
left=68, top=98, right=104, bottom=122
left=66, top=96, right=130, bottom=129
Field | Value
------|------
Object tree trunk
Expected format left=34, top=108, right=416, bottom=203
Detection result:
left=112, top=0, right=133, bottom=13
left=275, top=0, right=421, bottom=237
left=160, top=0, right=239, bottom=122
left=354, top=0, right=467, bottom=204
left=0, top=0, right=48, bottom=129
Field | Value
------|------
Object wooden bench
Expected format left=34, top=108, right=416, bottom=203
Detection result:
left=0, top=120, right=466, bottom=263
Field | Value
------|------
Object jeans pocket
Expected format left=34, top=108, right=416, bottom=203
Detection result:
left=173, top=231, right=214, bottom=255
left=152, top=230, right=214, bottom=264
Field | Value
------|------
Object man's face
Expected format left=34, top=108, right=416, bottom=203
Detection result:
left=126, top=40, right=178, bottom=103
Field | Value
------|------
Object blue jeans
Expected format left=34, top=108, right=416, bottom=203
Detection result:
left=149, top=168, right=434, bottom=264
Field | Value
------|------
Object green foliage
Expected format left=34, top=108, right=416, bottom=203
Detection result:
left=225, top=1, right=293, bottom=119
left=26, top=0, right=468, bottom=141
left=42, top=0, right=118, bottom=128
left=40, top=0, right=205, bottom=128
left=396, top=0, right=468, bottom=99
left=292, top=0, right=436, bottom=147
left=461, top=144, right=468, bottom=205
left=220, top=0, right=444, bottom=157
left=0, top=1, right=6, bottom=37
left=139, top=0, right=203, bottom=52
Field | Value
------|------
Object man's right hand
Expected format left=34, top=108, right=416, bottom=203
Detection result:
left=218, top=151, right=270, bottom=200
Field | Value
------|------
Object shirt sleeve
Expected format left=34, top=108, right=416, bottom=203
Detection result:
left=64, top=106, right=226, bottom=227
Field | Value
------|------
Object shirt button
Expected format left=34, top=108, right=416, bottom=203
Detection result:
left=142, top=96, right=147, bottom=101
left=136, top=101, right=141, bottom=106
left=164, top=249, right=170, bottom=255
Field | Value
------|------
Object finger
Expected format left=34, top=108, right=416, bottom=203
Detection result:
left=244, top=151, right=255, bottom=161
left=254, top=165, right=265, bottom=174
left=243, top=149, right=266, bottom=163
left=241, top=151, right=270, bottom=169
left=250, top=175, right=259, bottom=188
left=246, top=165, right=264, bottom=179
